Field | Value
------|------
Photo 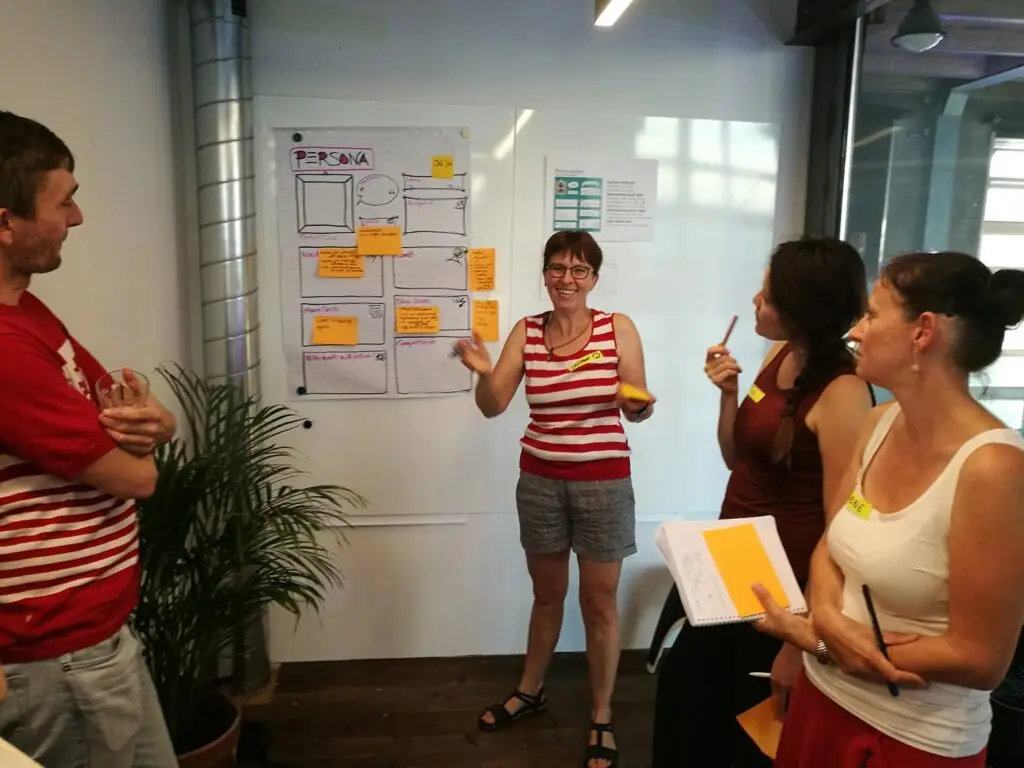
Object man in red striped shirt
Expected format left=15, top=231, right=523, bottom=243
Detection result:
left=0, top=111, right=177, bottom=767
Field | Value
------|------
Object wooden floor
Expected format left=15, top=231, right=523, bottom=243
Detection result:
left=249, top=650, right=657, bottom=767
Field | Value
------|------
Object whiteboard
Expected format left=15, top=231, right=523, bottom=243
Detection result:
left=256, top=98, right=778, bottom=520
left=274, top=125, right=475, bottom=399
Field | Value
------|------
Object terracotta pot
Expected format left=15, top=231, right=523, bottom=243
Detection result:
left=175, top=689, right=241, bottom=768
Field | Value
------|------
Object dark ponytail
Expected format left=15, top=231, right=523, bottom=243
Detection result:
left=765, top=237, right=868, bottom=465
left=772, top=338, right=855, bottom=465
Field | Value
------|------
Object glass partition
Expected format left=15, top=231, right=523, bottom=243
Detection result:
left=842, top=0, right=1024, bottom=427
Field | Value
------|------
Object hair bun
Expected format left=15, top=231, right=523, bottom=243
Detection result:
left=989, top=269, right=1024, bottom=328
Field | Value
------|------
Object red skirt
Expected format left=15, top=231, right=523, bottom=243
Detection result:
left=775, top=671, right=987, bottom=768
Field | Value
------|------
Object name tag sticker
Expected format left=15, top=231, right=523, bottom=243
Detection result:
left=748, top=384, right=766, bottom=403
left=847, top=491, right=872, bottom=520
left=568, top=350, right=603, bottom=372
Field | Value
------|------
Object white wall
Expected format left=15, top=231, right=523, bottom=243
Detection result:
left=0, top=0, right=189, bottom=387
left=252, top=0, right=814, bottom=661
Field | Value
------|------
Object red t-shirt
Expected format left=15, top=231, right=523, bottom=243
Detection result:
left=0, top=291, right=139, bottom=662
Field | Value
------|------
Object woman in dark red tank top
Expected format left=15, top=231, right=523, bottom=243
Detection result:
left=650, top=237, right=875, bottom=767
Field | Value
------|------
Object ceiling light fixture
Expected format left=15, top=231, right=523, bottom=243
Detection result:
left=595, top=0, right=635, bottom=27
left=892, top=0, right=946, bottom=53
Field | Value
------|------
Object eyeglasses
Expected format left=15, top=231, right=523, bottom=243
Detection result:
left=545, top=264, right=593, bottom=279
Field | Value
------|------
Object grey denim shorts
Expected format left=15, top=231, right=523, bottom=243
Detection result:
left=515, top=471, right=637, bottom=562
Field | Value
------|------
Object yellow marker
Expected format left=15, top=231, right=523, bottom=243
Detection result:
left=619, top=383, right=652, bottom=402
left=847, top=491, right=872, bottom=520
left=748, top=384, right=766, bottom=403
left=568, top=350, right=603, bottom=372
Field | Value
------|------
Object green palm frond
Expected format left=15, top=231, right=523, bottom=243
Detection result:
left=130, top=364, right=365, bottom=750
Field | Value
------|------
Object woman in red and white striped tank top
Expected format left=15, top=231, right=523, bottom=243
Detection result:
left=456, top=231, right=654, bottom=768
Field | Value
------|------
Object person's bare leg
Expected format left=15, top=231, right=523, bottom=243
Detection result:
left=480, top=550, right=570, bottom=725
left=578, top=556, right=623, bottom=768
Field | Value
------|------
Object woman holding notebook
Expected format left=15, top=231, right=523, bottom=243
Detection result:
left=650, top=236, right=875, bottom=767
left=751, top=250, right=1024, bottom=766
left=455, top=230, right=654, bottom=768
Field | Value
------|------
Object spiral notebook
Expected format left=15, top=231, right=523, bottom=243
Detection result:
left=654, top=515, right=806, bottom=627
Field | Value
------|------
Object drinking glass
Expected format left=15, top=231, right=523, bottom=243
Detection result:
left=96, top=369, right=150, bottom=409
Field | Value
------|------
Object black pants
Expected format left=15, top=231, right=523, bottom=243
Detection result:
left=988, top=698, right=1024, bottom=767
left=651, top=617, right=782, bottom=767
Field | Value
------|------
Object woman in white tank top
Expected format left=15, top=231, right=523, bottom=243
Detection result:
left=750, top=251, right=1024, bottom=766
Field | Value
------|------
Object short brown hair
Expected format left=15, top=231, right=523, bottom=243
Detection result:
left=0, top=111, right=75, bottom=218
left=542, top=230, right=602, bottom=274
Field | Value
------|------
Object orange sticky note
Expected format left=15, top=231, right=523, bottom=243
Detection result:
left=311, top=315, right=358, bottom=345
left=317, top=248, right=363, bottom=278
left=395, top=305, right=440, bottom=334
left=736, top=698, right=783, bottom=759
left=702, top=523, right=789, bottom=618
left=356, top=225, right=402, bottom=256
left=431, top=155, right=454, bottom=179
left=468, top=248, right=496, bottom=291
left=472, top=300, right=499, bottom=342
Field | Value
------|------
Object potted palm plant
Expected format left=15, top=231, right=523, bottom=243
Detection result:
left=131, top=365, right=364, bottom=766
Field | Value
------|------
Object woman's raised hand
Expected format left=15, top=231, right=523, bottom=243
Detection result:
left=454, top=331, right=493, bottom=376
left=705, top=344, right=742, bottom=395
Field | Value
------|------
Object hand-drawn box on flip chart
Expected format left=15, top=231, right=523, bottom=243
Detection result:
left=295, top=173, right=355, bottom=234
left=394, top=337, right=472, bottom=395
left=392, top=246, right=468, bottom=291
left=400, top=173, right=469, bottom=236
left=301, top=302, right=386, bottom=346
left=394, top=295, right=470, bottom=332
left=302, top=351, right=388, bottom=395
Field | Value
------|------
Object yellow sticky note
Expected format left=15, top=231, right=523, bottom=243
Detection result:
left=468, top=248, right=496, bottom=291
left=736, top=698, right=783, bottom=759
left=702, top=523, right=789, bottom=618
left=356, top=225, right=402, bottom=256
left=396, top=305, right=440, bottom=334
left=317, top=248, right=363, bottom=278
left=748, top=384, right=766, bottom=403
left=431, top=155, right=454, bottom=179
left=847, top=491, right=873, bottom=520
left=619, top=383, right=652, bottom=402
left=311, top=315, right=358, bottom=345
left=472, top=299, right=499, bottom=342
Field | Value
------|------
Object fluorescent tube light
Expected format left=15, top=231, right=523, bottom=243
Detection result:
left=595, top=0, right=635, bottom=27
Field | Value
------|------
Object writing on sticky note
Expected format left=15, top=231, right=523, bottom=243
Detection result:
left=468, top=248, right=496, bottom=291
left=472, top=300, right=499, bottom=342
left=748, top=384, right=766, bottom=403
left=396, top=305, right=440, bottom=334
left=431, top=155, right=454, bottom=179
left=317, top=248, right=363, bottom=278
left=847, top=491, right=872, bottom=520
left=357, top=225, right=402, bottom=256
left=311, top=315, right=358, bottom=345
left=702, top=523, right=789, bottom=618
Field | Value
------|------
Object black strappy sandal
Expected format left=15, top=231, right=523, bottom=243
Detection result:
left=583, top=722, right=618, bottom=767
left=477, top=687, right=548, bottom=732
